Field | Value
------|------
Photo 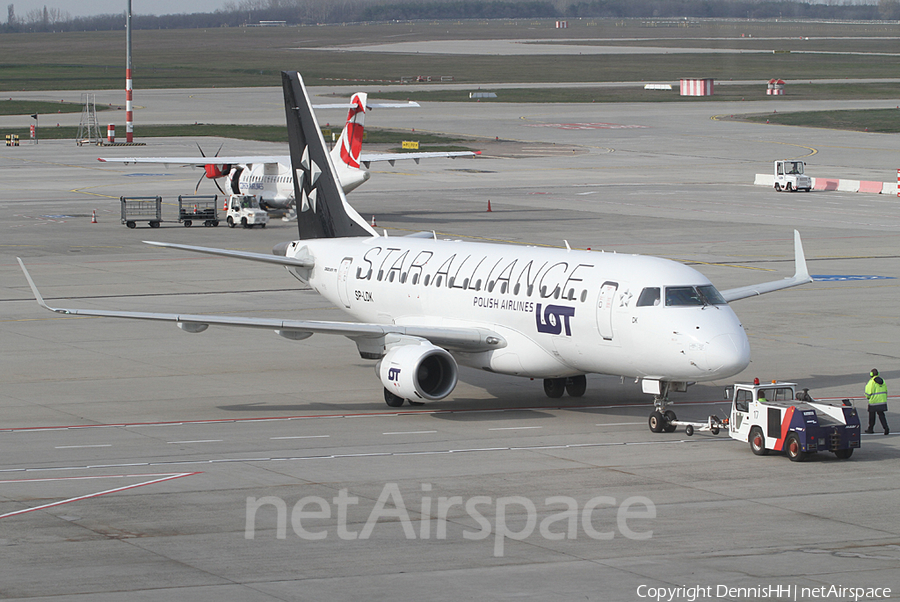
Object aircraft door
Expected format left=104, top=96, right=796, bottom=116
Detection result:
left=337, top=257, right=353, bottom=308
left=595, top=281, right=618, bottom=341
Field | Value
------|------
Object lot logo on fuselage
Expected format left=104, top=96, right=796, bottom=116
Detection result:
left=387, top=367, right=401, bottom=381
left=536, top=303, right=575, bottom=336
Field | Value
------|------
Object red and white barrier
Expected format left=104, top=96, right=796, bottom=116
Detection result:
left=858, top=181, right=883, bottom=194
left=813, top=178, right=839, bottom=191
left=755, top=174, right=895, bottom=194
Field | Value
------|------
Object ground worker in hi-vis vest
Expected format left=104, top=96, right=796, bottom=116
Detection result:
left=865, top=368, right=889, bottom=435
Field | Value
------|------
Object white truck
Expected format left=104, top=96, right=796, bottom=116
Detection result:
left=675, top=380, right=861, bottom=461
left=226, top=195, right=269, bottom=229
left=773, top=160, right=812, bottom=192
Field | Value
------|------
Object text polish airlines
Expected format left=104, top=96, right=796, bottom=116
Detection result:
left=21, top=72, right=813, bottom=433
left=98, top=92, right=478, bottom=217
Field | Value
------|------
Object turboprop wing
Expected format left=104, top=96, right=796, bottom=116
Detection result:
left=98, top=93, right=478, bottom=202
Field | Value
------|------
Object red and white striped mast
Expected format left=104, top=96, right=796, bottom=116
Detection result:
left=125, top=0, right=134, bottom=143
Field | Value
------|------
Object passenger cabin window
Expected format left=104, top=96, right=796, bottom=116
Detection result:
left=636, top=287, right=661, bottom=307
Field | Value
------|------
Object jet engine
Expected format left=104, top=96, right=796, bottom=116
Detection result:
left=377, top=343, right=458, bottom=402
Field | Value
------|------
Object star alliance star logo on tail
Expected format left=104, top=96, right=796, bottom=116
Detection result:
left=297, top=145, right=322, bottom=212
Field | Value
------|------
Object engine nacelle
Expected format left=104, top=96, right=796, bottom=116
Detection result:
left=377, top=343, right=458, bottom=402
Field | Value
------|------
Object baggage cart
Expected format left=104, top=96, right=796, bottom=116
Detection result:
left=120, top=196, right=162, bottom=229
left=178, top=195, right=219, bottom=227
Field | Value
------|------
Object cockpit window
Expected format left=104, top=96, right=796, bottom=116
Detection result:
left=697, top=285, right=726, bottom=305
left=636, top=287, right=661, bottom=307
left=665, top=285, right=728, bottom=307
left=666, top=286, right=704, bottom=306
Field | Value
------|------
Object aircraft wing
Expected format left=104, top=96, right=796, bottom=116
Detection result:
left=312, top=102, right=421, bottom=109
left=720, top=230, right=813, bottom=302
left=17, top=259, right=505, bottom=353
left=99, top=151, right=479, bottom=167
left=98, top=156, right=288, bottom=166
left=360, top=150, right=480, bottom=167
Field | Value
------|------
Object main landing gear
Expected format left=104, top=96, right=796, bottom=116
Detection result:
left=543, top=375, right=587, bottom=399
left=383, top=389, right=425, bottom=407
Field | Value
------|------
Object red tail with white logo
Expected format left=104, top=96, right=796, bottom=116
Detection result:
left=329, top=92, right=369, bottom=193
left=337, top=92, right=367, bottom=169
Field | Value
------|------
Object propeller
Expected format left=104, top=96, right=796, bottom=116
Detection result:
left=194, top=143, right=229, bottom=194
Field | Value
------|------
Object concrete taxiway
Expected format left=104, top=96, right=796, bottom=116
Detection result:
left=1, top=88, right=898, bottom=600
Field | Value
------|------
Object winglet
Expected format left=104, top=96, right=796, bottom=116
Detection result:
left=17, top=258, right=60, bottom=313
left=793, top=229, right=811, bottom=283
left=719, top=231, right=814, bottom=303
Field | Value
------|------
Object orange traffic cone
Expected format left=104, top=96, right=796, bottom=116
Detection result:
left=371, top=215, right=377, bottom=227
left=486, top=200, right=492, bottom=212
left=91, top=210, right=98, bottom=224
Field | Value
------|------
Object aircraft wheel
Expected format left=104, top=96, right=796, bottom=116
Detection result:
left=834, top=448, right=853, bottom=460
left=649, top=411, right=665, bottom=433
left=785, top=433, right=806, bottom=462
left=384, top=389, right=405, bottom=407
left=126, top=221, right=136, bottom=229
left=663, top=410, right=677, bottom=432
left=543, top=378, right=566, bottom=399
left=685, top=425, right=694, bottom=437
left=227, top=217, right=235, bottom=228
left=774, top=183, right=782, bottom=192
left=749, top=427, right=769, bottom=456
left=565, top=375, right=586, bottom=397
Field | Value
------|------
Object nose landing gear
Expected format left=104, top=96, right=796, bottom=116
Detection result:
left=646, top=380, right=686, bottom=433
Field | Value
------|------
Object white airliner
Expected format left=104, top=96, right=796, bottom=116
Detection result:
left=97, top=92, right=478, bottom=217
left=20, top=71, right=813, bottom=432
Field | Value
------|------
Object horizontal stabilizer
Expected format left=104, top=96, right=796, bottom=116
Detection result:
left=143, top=241, right=313, bottom=267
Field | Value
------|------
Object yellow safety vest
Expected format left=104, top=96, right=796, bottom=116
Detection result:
left=865, top=377, right=887, bottom=406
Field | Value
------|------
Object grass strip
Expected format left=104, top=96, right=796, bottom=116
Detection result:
left=728, top=108, right=900, bottom=133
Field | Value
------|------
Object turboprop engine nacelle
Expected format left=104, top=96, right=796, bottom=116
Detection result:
left=377, top=342, right=458, bottom=402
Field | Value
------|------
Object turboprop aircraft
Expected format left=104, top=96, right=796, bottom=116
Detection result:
left=98, top=92, right=478, bottom=217
left=20, top=71, right=813, bottom=433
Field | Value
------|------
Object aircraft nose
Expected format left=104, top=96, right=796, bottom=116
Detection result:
left=704, top=331, right=750, bottom=377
